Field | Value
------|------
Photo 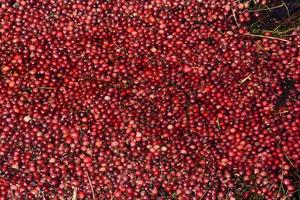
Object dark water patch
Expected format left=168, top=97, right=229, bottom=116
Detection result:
left=275, top=78, right=296, bottom=109
left=248, top=0, right=300, bottom=35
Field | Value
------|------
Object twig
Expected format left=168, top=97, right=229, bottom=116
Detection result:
left=42, top=192, right=46, bottom=200
left=275, top=110, right=289, bottom=115
left=37, top=86, right=56, bottom=90
left=10, top=187, right=15, bottom=200
left=239, top=74, right=252, bottom=84
left=275, top=170, right=284, bottom=200
left=72, top=188, right=77, bottom=200
left=293, top=189, right=300, bottom=199
left=231, top=8, right=240, bottom=27
left=283, top=183, right=291, bottom=200
left=282, top=2, right=290, bottom=18
left=184, top=92, right=191, bottom=128
left=277, top=170, right=290, bottom=200
left=79, top=76, right=102, bottom=82
left=283, top=152, right=300, bottom=180
left=86, top=172, right=96, bottom=200
left=275, top=28, right=296, bottom=34
left=110, top=190, right=114, bottom=200
left=248, top=4, right=284, bottom=12
left=262, top=27, right=296, bottom=37
left=254, top=41, right=271, bottom=55
left=216, top=118, right=221, bottom=130
left=272, top=24, right=282, bottom=33
left=200, top=182, right=215, bottom=200
left=268, top=182, right=275, bottom=191
left=244, top=33, right=291, bottom=42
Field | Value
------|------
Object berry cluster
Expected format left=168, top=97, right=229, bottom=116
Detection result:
left=0, top=0, right=299, bottom=199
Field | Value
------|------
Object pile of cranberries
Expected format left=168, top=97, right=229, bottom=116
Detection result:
left=0, top=0, right=299, bottom=199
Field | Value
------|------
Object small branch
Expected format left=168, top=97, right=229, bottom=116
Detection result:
left=283, top=152, right=300, bottom=180
left=72, top=188, right=77, bottom=200
left=261, top=27, right=296, bottom=38
left=249, top=4, right=284, bottom=12
left=216, top=118, right=221, bottom=130
left=275, top=170, right=284, bottom=200
left=268, top=182, right=275, bottom=191
left=282, top=2, right=290, bottom=18
left=244, top=33, right=291, bottom=42
left=272, top=25, right=281, bottom=33
left=110, top=190, right=114, bottom=200
left=254, top=41, right=271, bottom=55
left=231, top=8, right=240, bottom=27
left=37, top=86, right=56, bottom=90
left=79, top=77, right=102, bottom=81
left=86, top=172, right=96, bottom=200
left=10, top=187, right=15, bottom=200
left=274, top=110, right=289, bottom=115
left=184, top=93, right=191, bottom=128
left=42, top=192, right=46, bottom=200
left=200, top=182, right=215, bottom=200
left=275, top=28, right=296, bottom=34
left=239, top=74, right=252, bottom=84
